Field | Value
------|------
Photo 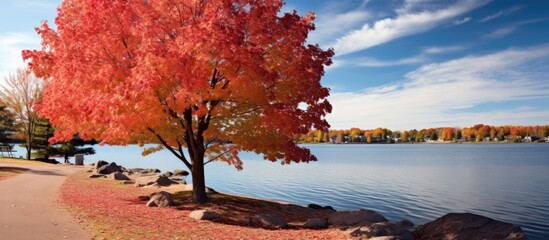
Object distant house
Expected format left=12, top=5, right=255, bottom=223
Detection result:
left=545, top=136, right=549, bottom=142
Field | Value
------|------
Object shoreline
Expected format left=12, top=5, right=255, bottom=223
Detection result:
left=58, top=160, right=529, bottom=239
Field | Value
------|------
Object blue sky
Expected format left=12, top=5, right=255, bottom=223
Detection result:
left=1, top=0, right=549, bottom=130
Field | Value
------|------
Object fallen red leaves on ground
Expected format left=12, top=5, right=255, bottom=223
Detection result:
left=60, top=171, right=345, bottom=239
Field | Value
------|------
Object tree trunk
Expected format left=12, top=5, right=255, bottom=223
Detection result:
left=26, top=147, right=31, bottom=160
left=191, top=153, right=207, bottom=203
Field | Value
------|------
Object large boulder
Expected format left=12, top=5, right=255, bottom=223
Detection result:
left=96, top=162, right=122, bottom=174
left=303, top=218, right=328, bottom=229
left=146, top=191, right=174, bottom=207
left=413, top=213, right=527, bottom=240
left=250, top=214, right=288, bottom=229
left=189, top=210, right=221, bottom=220
left=135, top=175, right=175, bottom=187
left=93, top=160, right=109, bottom=170
left=346, top=222, right=414, bottom=240
left=173, top=169, right=189, bottom=176
left=328, top=209, right=388, bottom=227
left=108, top=172, right=131, bottom=181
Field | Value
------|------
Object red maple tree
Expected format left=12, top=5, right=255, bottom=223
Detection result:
left=23, top=0, right=333, bottom=203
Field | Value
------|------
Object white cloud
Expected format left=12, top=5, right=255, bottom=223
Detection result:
left=483, top=18, right=548, bottom=39
left=453, top=17, right=471, bottom=26
left=331, top=0, right=490, bottom=56
left=355, top=55, right=426, bottom=67
left=480, top=5, right=523, bottom=23
left=344, top=44, right=466, bottom=68
left=308, top=2, right=372, bottom=47
left=326, top=45, right=549, bottom=130
left=0, top=33, right=40, bottom=82
left=422, top=45, right=466, bottom=55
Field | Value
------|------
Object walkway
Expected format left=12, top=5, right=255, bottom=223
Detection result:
left=0, top=162, right=92, bottom=239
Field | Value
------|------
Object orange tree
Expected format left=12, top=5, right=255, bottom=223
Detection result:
left=23, top=0, right=333, bottom=203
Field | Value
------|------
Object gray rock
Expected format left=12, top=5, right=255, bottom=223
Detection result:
left=88, top=174, right=107, bottom=178
left=328, top=209, right=388, bottom=227
left=346, top=222, right=413, bottom=240
left=163, top=171, right=173, bottom=177
left=96, top=162, right=122, bottom=174
left=413, top=213, right=527, bottom=240
left=303, top=218, right=328, bottom=229
left=108, top=172, right=130, bottom=181
left=189, top=210, right=221, bottom=220
left=129, top=168, right=160, bottom=175
left=173, top=169, right=189, bottom=176
left=250, top=214, right=288, bottom=229
left=135, top=175, right=175, bottom=187
left=146, top=191, right=174, bottom=207
left=93, top=160, right=108, bottom=170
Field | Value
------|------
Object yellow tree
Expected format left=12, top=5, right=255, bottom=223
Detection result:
left=0, top=68, right=43, bottom=159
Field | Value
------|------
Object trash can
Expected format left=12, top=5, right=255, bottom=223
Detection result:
left=75, top=154, right=84, bottom=165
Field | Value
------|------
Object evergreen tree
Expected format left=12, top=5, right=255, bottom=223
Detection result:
left=0, top=104, right=16, bottom=145
left=31, top=118, right=56, bottom=160
left=55, top=136, right=97, bottom=164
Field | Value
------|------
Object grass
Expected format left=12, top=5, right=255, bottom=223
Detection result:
left=60, top=170, right=346, bottom=239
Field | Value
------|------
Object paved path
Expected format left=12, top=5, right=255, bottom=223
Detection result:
left=0, top=163, right=92, bottom=240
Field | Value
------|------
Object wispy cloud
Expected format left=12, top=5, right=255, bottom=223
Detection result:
left=453, top=17, right=472, bottom=26
left=483, top=18, right=548, bottom=39
left=480, top=5, right=523, bottom=23
left=0, top=33, right=39, bottom=82
left=331, top=0, right=490, bottom=56
left=341, top=44, right=467, bottom=68
left=327, top=45, right=549, bottom=129
left=308, top=1, right=372, bottom=46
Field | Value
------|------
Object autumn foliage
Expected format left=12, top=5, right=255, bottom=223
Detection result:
left=23, top=0, right=333, bottom=203
left=300, top=124, right=549, bottom=144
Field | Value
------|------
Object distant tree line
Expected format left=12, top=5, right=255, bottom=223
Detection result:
left=297, top=124, right=549, bottom=144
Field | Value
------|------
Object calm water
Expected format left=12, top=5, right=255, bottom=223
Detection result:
left=10, top=144, right=549, bottom=239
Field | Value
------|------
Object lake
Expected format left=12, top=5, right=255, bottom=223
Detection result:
left=9, top=143, right=549, bottom=239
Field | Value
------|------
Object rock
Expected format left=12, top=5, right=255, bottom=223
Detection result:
left=129, top=168, right=160, bottom=175
left=135, top=175, right=175, bottom=187
left=108, top=172, right=130, bottom=181
left=93, top=160, right=109, bottom=170
left=303, top=218, right=328, bottom=229
left=121, top=180, right=135, bottom=185
left=173, top=169, right=189, bottom=176
left=328, top=209, right=387, bottom=227
left=169, top=177, right=187, bottom=184
left=96, top=162, right=122, bottom=174
left=86, top=169, right=93, bottom=173
left=308, top=204, right=335, bottom=211
left=394, top=219, right=414, bottom=232
left=308, top=204, right=323, bottom=210
left=137, top=195, right=150, bottom=201
left=413, top=213, right=527, bottom=240
left=323, top=205, right=336, bottom=211
left=346, top=222, right=413, bottom=240
left=88, top=174, right=107, bottom=178
left=163, top=171, right=173, bottom=177
left=189, top=210, right=221, bottom=220
left=146, top=191, right=174, bottom=207
left=250, top=214, right=288, bottom=229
